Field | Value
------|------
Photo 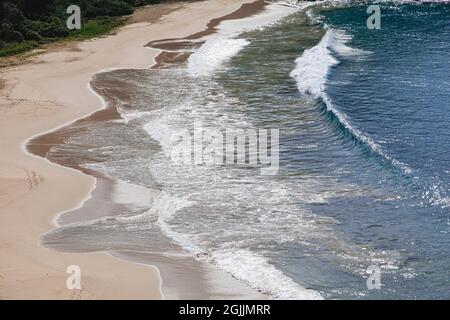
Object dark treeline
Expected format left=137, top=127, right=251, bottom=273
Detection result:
left=0, top=0, right=162, bottom=56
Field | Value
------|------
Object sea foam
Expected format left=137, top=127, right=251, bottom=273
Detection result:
left=290, top=27, right=412, bottom=175
left=145, top=3, right=327, bottom=300
left=289, top=29, right=364, bottom=97
left=209, top=249, right=323, bottom=300
left=187, top=3, right=298, bottom=76
left=187, top=37, right=250, bottom=76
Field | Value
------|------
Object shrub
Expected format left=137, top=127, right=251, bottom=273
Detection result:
left=0, top=0, right=160, bottom=56
left=0, top=23, right=24, bottom=42
left=37, top=17, right=68, bottom=38
left=4, top=2, right=25, bottom=24
left=21, top=0, right=58, bottom=19
left=86, top=0, right=134, bottom=18
left=23, top=29, right=42, bottom=41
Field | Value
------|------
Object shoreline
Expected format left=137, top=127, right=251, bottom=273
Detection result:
left=0, top=0, right=264, bottom=299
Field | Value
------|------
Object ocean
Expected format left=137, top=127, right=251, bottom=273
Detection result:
left=40, top=1, right=449, bottom=299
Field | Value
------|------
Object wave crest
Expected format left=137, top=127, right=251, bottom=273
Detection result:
left=290, top=28, right=412, bottom=175
left=290, top=29, right=365, bottom=97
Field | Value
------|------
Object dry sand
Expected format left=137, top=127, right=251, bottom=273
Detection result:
left=0, top=0, right=260, bottom=299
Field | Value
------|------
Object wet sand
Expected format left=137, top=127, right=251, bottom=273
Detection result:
left=0, top=0, right=266, bottom=299
left=147, top=0, right=267, bottom=67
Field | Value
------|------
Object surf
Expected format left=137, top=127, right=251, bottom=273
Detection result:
left=290, top=25, right=413, bottom=176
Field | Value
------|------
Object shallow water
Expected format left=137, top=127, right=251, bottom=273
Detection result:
left=42, top=1, right=449, bottom=299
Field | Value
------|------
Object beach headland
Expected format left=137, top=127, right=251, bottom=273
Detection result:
left=0, top=0, right=266, bottom=299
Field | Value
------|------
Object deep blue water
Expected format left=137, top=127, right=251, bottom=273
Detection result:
left=217, top=2, right=450, bottom=298
left=42, top=2, right=449, bottom=299
left=318, top=3, right=450, bottom=298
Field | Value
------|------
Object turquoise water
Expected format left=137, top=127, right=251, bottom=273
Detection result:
left=42, top=2, right=449, bottom=299
left=220, top=1, right=450, bottom=299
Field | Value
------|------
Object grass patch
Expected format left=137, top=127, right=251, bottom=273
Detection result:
left=66, top=17, right=127, bottom=40
left=0, top=41, right=40, bottom=57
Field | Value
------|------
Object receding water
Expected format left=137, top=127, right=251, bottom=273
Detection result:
left=42, top=1, right=449, bottom=299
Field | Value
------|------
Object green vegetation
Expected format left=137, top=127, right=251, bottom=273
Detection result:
left=66, top=17, right=126, bottom=40
left=0, top=0, right=162, bottom=57
left=0, top=41, right=39, bottom=57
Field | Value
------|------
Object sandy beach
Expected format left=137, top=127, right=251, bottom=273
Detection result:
left=2, top=0, right=446, bottom=302
left=0, top=0, right=262, bottom=300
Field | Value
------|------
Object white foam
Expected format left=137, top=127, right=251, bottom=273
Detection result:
left=142, top=2, right=329, bottom=300
left=290, top=30, right=339, bottom=97
left=118, top=110, right=152, bottom=124
left=218, top=3, right=298, bottom=34
left=187, top=3, right=298, bottom=77
left=143, top=110, right=327, bottom=299
left=149, top=191, right=325, bottom=300
left=143, top=114, right=185, bottom=158
left=187, top=37, right=250, bottom=76
left=113, top=179, right=159, bottom=209
left=149, top=194, right=326, bottom=300
left=306, top=7, right=323, bottom=25
left=373, top=0, right=450, bottom=4
left=209, top=249, right=323, bottom=300
left=148, top=192, right=203, bottom=254
left=290, top=29, right=365, bottom=97
left=322, top=94, right=412, bottom=175
left=290, top=28, right=412, bottom=175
